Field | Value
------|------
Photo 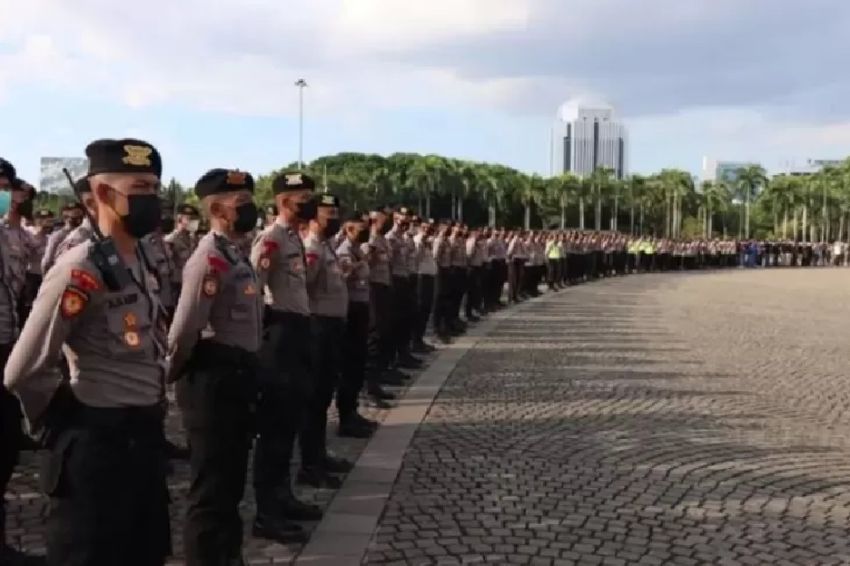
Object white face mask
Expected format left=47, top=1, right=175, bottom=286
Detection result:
left=187, top=219, right=200, bottom=233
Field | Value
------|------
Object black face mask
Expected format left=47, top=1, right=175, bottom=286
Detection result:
left=323, top=218, right=341, bottom=239
left=67, top=216, right=83, bottom=228
left=379, top=222, right=392, bottom=235
left=115, top=191, right=161, bottom=239
left=355, top=228, right=369, bottom=244
left=160, top=217, right=175, bottom=234
left=234, top=202, right=258, bottom=234
left=295, top=198, right=318, bottom=222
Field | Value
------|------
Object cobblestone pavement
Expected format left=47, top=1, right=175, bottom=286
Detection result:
left=365, top=270, right=850, bottom=565
left=4, top=352, right=436, bottom=565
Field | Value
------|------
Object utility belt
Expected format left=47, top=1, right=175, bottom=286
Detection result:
left=264, top=307, right=309, bottom=327
left=192, top=339, right=258, bottom=369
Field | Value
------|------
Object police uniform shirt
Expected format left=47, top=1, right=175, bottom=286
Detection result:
left=25, top=224, right=49, bottom=276
left=41, top=225, right=73, bottom=275
left=385, top=226, right=409, bottom=278
left=167, top=231, right=262, bottom=381
left=251, top=218, right=309, bottom=316
left=54, top=218, right=93, bottom=262
left=0, top=224, right=29, bottom=343
left=413, top=233, right=437, bottom=275
left=432, top=234, right=452, bottom=269
left=4, top=241, right=167, bottom=429
left=304, top=233, right=348, bottom=318
left=337, top=237, right=370, bottom=303
left=142, top=232, right=176, bottom=309
left=404, top=232, right=418, bottom=275
left=450, top=235, right=467, bottom=267
left=164, top=228, right=196, bottom=283
left=366, top=232, right=392, bottom=285
left=466, top=237, right=483, bottom=267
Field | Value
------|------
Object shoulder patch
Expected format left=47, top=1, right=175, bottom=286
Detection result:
left=262, top=239, right=279, bottom=253
left=202, top=274, right=219, bottom=297
left=70, top=268, right=101, bottom=292
left=305, top=252, right=320, bottom=266
left=207, top=255, right=230, bottom=274
left=60, top=286, right=89, bottom=319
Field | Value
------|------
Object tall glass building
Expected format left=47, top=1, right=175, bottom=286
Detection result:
left=549, top=99, right=628, bottom=179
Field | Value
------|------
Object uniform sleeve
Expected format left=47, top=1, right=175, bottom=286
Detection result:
left=41, top=232, right=61, bottom=274
left=167, top=251, right=219, bottom=382
left=4, top=260, right=97, bottom=427
left=250, top=232, right=277, bottom=291
left=336, top=242, right=355, bottom=279
left=304, top=239, right=322, bottom=287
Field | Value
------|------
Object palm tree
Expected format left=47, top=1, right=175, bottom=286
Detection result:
left=702, top=180, right=731, bottom=238
left=456, top=163, right=478, bottom=222
left=625, top=175, right=646, bottom=235
left=589, top=167, right=614, bottom=231
left=550, top=172, right=580, bottom=229
left=519, top=174, right=546, bottom=229
left=735, top=165, right=768, bottom=239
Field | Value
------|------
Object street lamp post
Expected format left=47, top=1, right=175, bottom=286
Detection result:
left=295, top=78, right=308, bottom=169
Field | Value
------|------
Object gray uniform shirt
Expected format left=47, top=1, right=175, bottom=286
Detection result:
left=337, top=237, right=370, bottom=303
left=54, top=218, right=93, bottom=263
left=433, top=235, right=451, bottom=269
left=142, top=232, right=176, bottom=309
left=385, top=227, right=409, bottom=278
left=167, top=231, right=263, bottom=381
left=366, top=232, right=391, bottom=285
left=26, top=226, right=49, bottom=276
left=466, top=237, right=483, bottom=267
left=304, top=233, right=348, bottom=318
left=251, top=218, right=309, bottom=316
left=0, top=224, right=30, bottom=344
left=164, top=228, right=196, bottom=284
left=403, top=233, right=417, bottom=275
left=4, top=241, right=167, bottom=431
left=41, top=225, right=73, bottom=275
left=450, top=236, right=467, bottom=267
left=414, top=233, right=437, bottom=275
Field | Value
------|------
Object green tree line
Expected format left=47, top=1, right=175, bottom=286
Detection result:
left=33, top=154, right=850, bottom=241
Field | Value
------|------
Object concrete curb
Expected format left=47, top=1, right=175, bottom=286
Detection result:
left=294, top=304, right=524, bottom=565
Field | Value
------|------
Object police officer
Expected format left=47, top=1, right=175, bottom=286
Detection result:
left=51, top=179, right=97, bottom=266
left=432, top=221, right=453, bottom=343
left=4, top=138, right=171, bottom=565
left=250, top=171, right=320, bottom=539
left=449, top=224, right=468, bottom=332
left=0, top=157, right=24, bottom=557
left=21, top=207, right=53, bottom=323
left=3, top=179, right=39, bottom=327
left=366, top=207, right=399, bottom=380
left=164, top=203, right=200, bottom=296
left=412, top=218, right=437, bottom=353
left=301, top=194, right=353, bottom=488
left=168, top=168, right=262, bottom=566
left=385, top=207, right=420, bottom=369
left=42, top=190, right=88, bottom=275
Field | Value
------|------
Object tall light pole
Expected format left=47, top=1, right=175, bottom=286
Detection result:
left=295, top=78, right=308, bottom=169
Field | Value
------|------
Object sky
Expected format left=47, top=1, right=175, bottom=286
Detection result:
left=1, top=0, right=849, bottom=187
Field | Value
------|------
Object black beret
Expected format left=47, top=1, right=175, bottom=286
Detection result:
left=194, top=168, right=255, bottom=199
left=63, top=202, right=85, bottom=213
left=86, top=138, right=162, bottom=177
left=10, top=178, right=26, bottom=191
left=35, top=209, right=53, bottom=219
left=74, top=177, right=92, bottom=194
left=317, top=193, right=340, bottom=208
left=0, top=158, right=15, bottom=182
left=264, top=204, right=277, bottom=216
left=272, top=171, right=315, bottom=194
left=345, top=211, right=365, bottom=222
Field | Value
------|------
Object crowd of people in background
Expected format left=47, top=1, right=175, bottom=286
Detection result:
left=2, top=144, right=850, bottom=566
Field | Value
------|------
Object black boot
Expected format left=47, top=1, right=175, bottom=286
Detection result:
left=324, top=454, right=354, bottom=474
left=275, top=483, right=323, bottom=521
left=252, top=514, right=308, bottom=544
left=297, top=466, right=343, bottom=489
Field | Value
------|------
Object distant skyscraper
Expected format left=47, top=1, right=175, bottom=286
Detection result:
left=701, top=157, right=760, bottom=185
left=550, top=98, right=628, bottom=179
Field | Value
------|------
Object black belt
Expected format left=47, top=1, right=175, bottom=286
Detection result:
left=195, top=339, right=258, bottom=368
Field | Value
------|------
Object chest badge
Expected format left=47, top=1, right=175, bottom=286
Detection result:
left=243, top=283, right=257, bottom=296
left=123, top=310, right=141, bottom=348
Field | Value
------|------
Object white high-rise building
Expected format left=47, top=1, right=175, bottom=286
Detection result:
left=550, top=98, right=628, bottom=179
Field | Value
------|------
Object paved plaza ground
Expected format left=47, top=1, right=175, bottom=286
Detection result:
left=6, top=269, right=850, bottom=565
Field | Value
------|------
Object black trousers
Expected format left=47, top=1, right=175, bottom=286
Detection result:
left=301, top=316, right=344, bottom=468
left=547, top=259, right=559, bottom=287
left=391, top=276, right=414, bottom=358
left=338, top=301, right=369, bottom=418
left=508, top=259, right=523, bottom=301
left=43, top=401, right=170, bottom=566
left=369, top=283, right=393, bottom=370
left=433, top=268, right=452, bottom=335
left=450, top=267, right=467, bottom=321
left=414, top=274, right=435, bottom=342
left=465, top=266, right=483, bottom=317
left=486, top=260, right=507, bottom=306
left=177, top=342, right=257, bottom=566
left=0, top=343, right=19, bottom=546
left=253, top=311, right=311, bottom=498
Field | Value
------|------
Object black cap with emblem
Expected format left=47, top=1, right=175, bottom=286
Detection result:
left=264, top=204, right=277, bottom=216
left=85, top=138, right=163, bottom=178
left=272, top=171, right=315, bottom=194
left=194, top=168, right=255, bottom=198
left=177, top=204, right=200, bottom=217
left=317, top=193, right=340, bottom=208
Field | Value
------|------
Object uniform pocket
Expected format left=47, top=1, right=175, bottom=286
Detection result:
left=39, top=429, right=77, bottom=496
